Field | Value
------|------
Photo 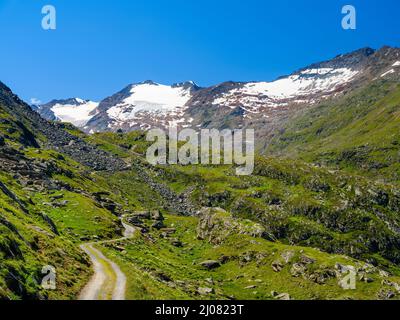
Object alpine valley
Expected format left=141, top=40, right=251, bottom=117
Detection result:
left=2, top=46, right=400, bottom=300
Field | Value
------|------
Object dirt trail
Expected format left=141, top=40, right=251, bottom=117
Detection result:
left=78, top=217, right=135, bottom=300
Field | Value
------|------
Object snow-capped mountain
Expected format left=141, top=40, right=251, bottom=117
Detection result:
left=85, top=80, right=200, bottom=132
left=184, top=47, right=400, bottom=140
left=209, top=67, right=359, bottom=112
left=36, top=98, right=99, bottom=127
left=208, top=48, right=377, bottom=112
left=36, top=47, right=400, bottom=134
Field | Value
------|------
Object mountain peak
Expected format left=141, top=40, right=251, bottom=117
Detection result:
left=42, top=98, right=90, bottom=107
left=139, top=80, right=158, bottom=86
left=298, top=47, right=375, bottom=73
left=172, top=81, right=200, bottom=90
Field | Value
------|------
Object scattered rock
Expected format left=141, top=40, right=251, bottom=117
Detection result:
left=197, top=207, right=266, bottom=245
left=218, top=255, right=231, bottom=264
left=379, top=270, right=390, bottom=278
left=153, top=271, right=172, bottom=282
left=244, top=285, right=257, bottom=290
left=377, top=289, right=396, bottom=300
left=170, top=239, right=183, bottom=247
left=359, top=274, right=374, bottom=283
left=381, top=280, right=400, bottom=293
left=290, top=263, right=307, bottom=277
left=281, top=250, right=295, bottom=263
left=270, top=291, right=278, bottom=297
left=271, top=291, right=291, bottom=300
left=50, top=194, right=64, bottom=200
left=132, top=211, right=151, bottom=219
left=152, top=220, right=165, bottom=230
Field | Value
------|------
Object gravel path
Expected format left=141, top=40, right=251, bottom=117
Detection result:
left=78, top=216, right=135, bottom=300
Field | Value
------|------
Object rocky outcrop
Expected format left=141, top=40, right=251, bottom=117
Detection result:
left=196, top=207, right=266, bottom=245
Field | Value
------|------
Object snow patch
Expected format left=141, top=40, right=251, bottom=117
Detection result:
left=212, top=67, right=359, bottom=111
left=240, top=68, right=358, bottom=100
left=107, top=82, right=192, bottom=121
left=381, top=69, right=395, bottom=78
left=51, top=100, right=99, bottom=127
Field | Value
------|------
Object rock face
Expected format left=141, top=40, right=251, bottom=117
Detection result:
left=196, top=207, right=266, bottom=245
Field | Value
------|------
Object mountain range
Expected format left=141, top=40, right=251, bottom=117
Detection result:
left=36, top=47, right=400, bottom=143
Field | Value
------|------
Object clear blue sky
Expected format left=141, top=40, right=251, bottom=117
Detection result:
left=0, top=0, right=399, bottom=104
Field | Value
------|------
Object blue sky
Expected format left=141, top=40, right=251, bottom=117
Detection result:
left=0, top=0, right=399, bottom=103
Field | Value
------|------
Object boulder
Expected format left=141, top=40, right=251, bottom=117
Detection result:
left=132, top=211, right=151, bottom=219
left=160, top=228, right=176, bottom=234
left=170, top=239, right=183, bottom=247
left=199, top=260, right=221, bottom=270
left=290, top=263, right=307, bottom=277
left=127, top=216, right=144, bottom=227
left=151, top=210, right=164, bottom=221
left=152, top=220, right=165, bottom=230
left=378, top=289, right=395, bottom=300
left=244, top=285, right=257, bottom=290
left=197, top=287, right=214, bottom=295
left=271, top=291, right=291, bottom=300
left=300, top=255, right=316, bottom=265
left=271, top=261, right=284, bottom=272
left=275, top=293, right=291, bottom=300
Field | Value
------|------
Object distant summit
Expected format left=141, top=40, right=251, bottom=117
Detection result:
left=36, top=98, right=99, bottom=127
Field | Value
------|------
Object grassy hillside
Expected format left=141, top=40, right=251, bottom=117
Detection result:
left=0, top=97, right=162, bottom=299
left=99, top=211, right=400, bottom=300
left=140, top=159, right=400, bottom=266
left=267, top=80, right=400, bottom=182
